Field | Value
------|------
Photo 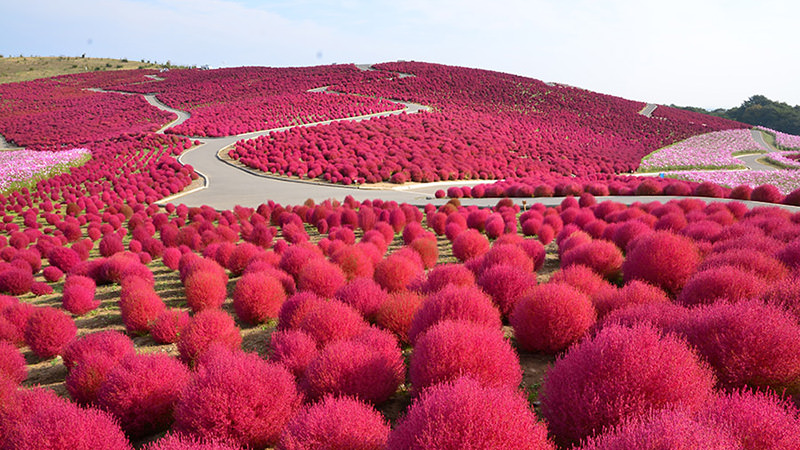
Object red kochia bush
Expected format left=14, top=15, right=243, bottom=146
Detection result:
left=578, top=408, right=739, bottom=450
left=549, top=265, right=615, bottom=299
left=184, top=264, right=229, bottom=312
left=331, top=245, right=374, bottom=280
left=387, top=376, right=554, bottom=450
left=451, top=229, right=490, bottom=262
left=334, top=277, right=389, bottom=320
left=682, top=299, right=800, bottom=398
left=276, top=292, right=325, bottom=331
left=0, top=341, right=26, bottom=383
left=233, top=271, right=286, bottom=324
left=46, top=246, right=82, bottom=273
left=62, top=275, right=100, bottom=316
left=373, top=251, right=423, bottom=293
left=592, top=280, right=670, bottom=319
left=408, top=284, right=501, bottom=344
left=297, top=299, right=369, bottom=348
left=422, top=263, right=475, bottom=294
left=143, top=434, right=242, bottom=450
left=0, top=268, right=33, bottom=295
left=150, top=308, right=191, bottom=344
left=477, top=264, right=536, bottom=317
left=297, top=257, right=347, bottom=299
left=301, top=328, right=405, bottom=404
left=511, top=282, right=596, bottom=353
left=65, top=352, right=120, bottom=405
left=622, top=230, right=701, bottom=297
left=409, top=320, right=521, bottom=393
left=278, top=395, right=389, bottom=450
left=561, top=240, right=624, bottom=281
left=698, top=389, right=800, bottom=450
left=676, top=266, right=767, bottom=306
left=61, top=330, right=135, bottom=371
left=177, top=309, right=242, bottom=365
left=23, top=306, right=77, bottom=359
left=119, top=277, right=166, bottom=334
left=173, top=347, right=302, bottom=449
left=269, top=329, right=318, bottom=379
left=539, top=324, right=716, bottom=447
left=97, top=353, right=191, bottom=438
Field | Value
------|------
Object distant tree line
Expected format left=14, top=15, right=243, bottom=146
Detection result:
left=672, top=95, right=800, bottom=135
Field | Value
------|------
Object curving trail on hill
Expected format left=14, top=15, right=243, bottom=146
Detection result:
left=0, top=133, right=13, bottom=149
left=639, top=103, right=657, bottom=117
left=732, top=129, right=780, bottom=171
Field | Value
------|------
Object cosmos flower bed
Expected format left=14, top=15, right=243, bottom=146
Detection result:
left=638, top=129, right=764, bottom=172
left=228, top=61, right=749, bottom=185
left=0, top=148, right=90, bottom=193
left=0, top=78, right=176, bottom=149
left=759, top=126, right=800, bottom=150
left=764, top=152, right=800, bottom=169
left=108, top=65, right=405, bottom=137
left=670, top=170, right=800, bottom=196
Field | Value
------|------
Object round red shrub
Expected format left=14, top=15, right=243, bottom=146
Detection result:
left=23, top=306, right=76, bottom=359
left=184, top=267, right=228, bottom=312
left=226, top=242, right=263, bottom=277
left=539, top=324, right=716, bottom=447
left=373, top=251, right=423, bottom=293
left=451, top=229, right=490, bottom=262
left=297, top=299, right=368, bottom=348
left=173, top=347, right=302, bottom=449
left=334, top=277, right=389, bottom=320
left=118, top=278, right=166, bottom=334
left=297, top=258, right=346, bottom=299
left=61, top=329, right=135, bottom=371
left=278, top=243, right=324, bottom=279
left=47, top=246, right=82, bottom=273
left=177, top=309, right=242, bottom=365
left=562, top=240, right=624, bottom=281
left=422, top=263, right=475, bottom=294
left=276, top=291, right=325, bottom=331
left=592, top=280, right=669, bottom=319
left=477, top=264, right=536, bottom=317
left=269, top=329, right=318, bottom=379
left=65, top=353, right=119, bottom=405
left=330, top=245, right=374, bottom=280
left=700, top=248, right=788, bottom=282
left=301, top=328, right=404, bottom=404
left=409, top=236, right=438, bottom=269
left=162, top=247, right=181, bottom=270
left=511, top=282, right=595, bottom=353
left=611, top=220, right=652, bottom=252
left=694, top=181, right=725, bottom=198
left=97, top=353, right=191, bottom=438
left=481, top=243, right=534, bottom=274
left=0, top=341, right=26, bottom=383
left=622, top=230, right=701, bottom=297
left=410, top=320, right=520, bottom=393
left=150, top=308, right=191, bottom=344
left=233, top=271, right=286, bottom=324
left=143, top=433, right=242, bottom=450
left=278, top=395, right=390, bottom=450
left=0, top=268, right=33, bottom=296
left=682, top=299, right=800, bottom=398
left=751, top=184, right=784, bottom=203
left=99, top=233, right=125, bottom=257
left=408, top=284, right=501, bottom=344
left=375, top=290, right=423, bottom=345
left=549, top=265, right=615, bottom=299
left=777, top=239, right=800, bottom=270
left=677, top=266, right=767, bottom=306
left=387, top=376, right=554, bottom=450
left=62, top=275, right=100, bottom=316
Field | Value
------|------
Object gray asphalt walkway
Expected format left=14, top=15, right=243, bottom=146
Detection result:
left=639, top=103, right=657, bottom=117
left=0, top=134, right=13, bottom=149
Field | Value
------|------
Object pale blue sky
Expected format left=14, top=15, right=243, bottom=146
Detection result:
left=2, top=0, right=798, bottom=109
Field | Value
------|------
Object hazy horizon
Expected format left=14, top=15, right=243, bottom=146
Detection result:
left=3, top=0, right=799, bottom=110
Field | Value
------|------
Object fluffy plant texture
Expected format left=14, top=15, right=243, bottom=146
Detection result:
left=676, top=266, right=767, bottom=306
left=268, top=329, right=318, bottom=379
left=118, top=277, right=166, bottom=334
left=682, top=299, right=800, bottom=398
left=761, top=274, right=800, bottom=323
left=611, top=220, right=653, bottom=252
left=698, top=248, right=788, bottom=282
left=451, top=229, right=490, bottom=262
left=422, top=263, right=475, bottom=294
left=278, top=395, right=390, bottom=450
left=334, top=277, right=389, bottom=321
left=3, top=395, right=132, bottom=450
left=279, top=243, right=324, bottom=279
left=296, top=257, right=347, bottom=299
left=561, top=240, right=624, bottom=281
left=143, top=433, right=243, bottom=450
left=510, top=282, right=596, bottom=353
left=276, top=292, right=325, bottom=331
left=99, top=233, right=125, bottom=257
left=162, top=247, right=181, bottom=270
left=577, top=408, right=740, bottom=450
left=226, top=242, right=264, bottom=276
left=42, top=265, right=64, bottom=282
left=373, top=251, right=424, bottom=293
left=46, top=246, right=82, bottom=273
left=61, top=329, right=135, bottom=371
left=409, top=320, right=521, bottom=393
left=477, top=264, right=536, bottom=317
left=173, top=347, right=302, bottom=449
left=480, top=243, right=535, bottom=275
left=0, top=268, right=33, bottom=296
left=301, top=328, right=404, bottom=404
left=548, top=265, right=615, bottom=299
left=150, top=308, right=191, bottom=344
left=331, top=245, right=374, bottom=280
left=297, top=299, right=369, bottom=348
left=233, top=271, right=286, bottom=324
left=376, top=290, right=423, bottom=344
left=97, top=353, right=191, bottom=438
left=410, top=236, right=438, bottom=269
left=177, top=309, right=242, bottom=365
left=408, top=284, right=501, bottom=344
left=593, top=302, right=691, bottom=336
left=184, top=266, right=229, bottom=312
left=622, top=230, right=701, bottom=297
left=387, top=376, right=554, bottom=450
left=0, top=340, right=26, bottom=383
left=777, top=239, right=800, bottom=270
left=23, top=306, right=77, bottom=359
left=65, top=353, right=119, bottom=405
left=62, top=274, right=100, bottom=316
left=539, top=324, right=716, bottom=447
left=592, top=280, right=670, bottom=320
left=697, top=389, right=800, bottom=450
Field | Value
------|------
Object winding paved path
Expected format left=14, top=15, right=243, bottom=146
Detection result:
left=639, top=103, right=657, bottom=117
left=0, top=134, right=12, bottom=150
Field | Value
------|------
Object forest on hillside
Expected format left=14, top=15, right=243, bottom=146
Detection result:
left=674, top=95, right=800, bottom=135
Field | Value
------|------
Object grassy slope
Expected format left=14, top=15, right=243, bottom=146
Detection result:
left=0, top=56, right=170, bottom=85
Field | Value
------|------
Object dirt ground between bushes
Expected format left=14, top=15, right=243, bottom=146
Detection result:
left=18, top=215, right=559, bottom=448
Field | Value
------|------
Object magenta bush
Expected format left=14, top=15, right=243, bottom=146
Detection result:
left=46, top=246, right=82, bottom=273
left=561, top=240, right=624, bottom=281
left=297, top=298, right=369, bottom=348
left=233, top=270, right=286, bottom=324
left=408, top=284, right=501, bottom=344
left=622, top=230, right=701, bottom=297
left=61, top=329, right=135, bottom=371
left=477, top=264, right=536, bottom=317
left=699, top=248, right=788, bottom=282
left=334, top=277, right=389, bottom=320
left=184, top=265, right=228, bottom=312
left=777, top=239, right=800, bottom=270
left=296, top=257, right=346, bottom=299
left=480, top=243, right=535, bottom=274
left=751, top=184, right=784, bottom=203
left=23, top=306, right=77, bottom=359
left=592, top=280, right=669, bottom=319
left=387, top=376, right=554, bottom=450
left=268, top=329, right=318, bottom=379
left=143, top=434, right=242, bottom=450
left=0, top=268, right=33, bottom=295
left=276, top=291, right=325, bottom=331
left=549, top=265, right=615, bottom=299
left=97, top=353, right=191, bottom=438
left=539, top=324, right=716, bottom=446
left=761, top=274, right=800, bottom=323
left=150, top=308, right=191, bottom=344
left=301, top=327, right=404, bottom=404
left=65, top=353, right=119, bottom=405
left=118, top=277, right=166, bottom=334
left=409, top=320, right=521, bottom=393
left=278, top=395, right=390, bottom=450
left=173, top=347, right=302, bottom=449
left=177, top=309, right=242, bottom=365
left=677, top=266, right=767, bottom=306
left=0, top=341, right=26, bottom=383
left=62, top=274, right=100, bottom=316
left=330, top=245, right=374, bottom=280
left=375, top=290, right=423, bottom=344
left=373, top=251, right=424, bottom=293
left=422, top=263, right=475, bottom=294
left=451, top=229, right=490, bottom=262
left=511, top=282, right=595, bottom=353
